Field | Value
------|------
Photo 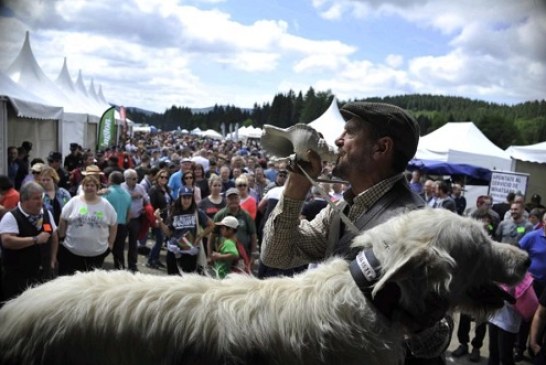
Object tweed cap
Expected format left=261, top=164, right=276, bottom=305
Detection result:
left=340, top=102, right=420, bottom=162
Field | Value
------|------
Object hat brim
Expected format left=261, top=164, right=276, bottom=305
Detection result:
left=82, top=171, right=105, bottom=176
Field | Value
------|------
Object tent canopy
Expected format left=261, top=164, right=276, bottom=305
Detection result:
left=506, top=141, right=546, bottom=164
left=416, top=122, right=513, bottom=172
left=307, top=97, right=345, bottom=148
left=408, top=159, right=492, bottom=185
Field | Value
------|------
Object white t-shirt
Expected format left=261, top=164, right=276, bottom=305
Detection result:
left=60, top=196, right=117, bottom=257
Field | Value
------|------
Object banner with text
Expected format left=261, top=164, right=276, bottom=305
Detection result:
left=97, top=106, right=117, bottom=151
left=488, top=171, right=529, bottom=204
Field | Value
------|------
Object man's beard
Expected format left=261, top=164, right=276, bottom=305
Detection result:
left=332, top=156, right=348, bottom=180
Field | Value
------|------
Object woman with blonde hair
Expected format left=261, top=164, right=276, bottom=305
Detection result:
left=39, top=166, right=71, bottom=225
left=57, top=175, right=117, bottom=275
left=236, top=175, right=257, bottom=220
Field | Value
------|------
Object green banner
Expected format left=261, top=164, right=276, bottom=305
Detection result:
left=97, top=106, right=117, bottom=150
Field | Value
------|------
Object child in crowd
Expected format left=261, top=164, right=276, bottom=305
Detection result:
left=211, top=216, right=240, bottom=279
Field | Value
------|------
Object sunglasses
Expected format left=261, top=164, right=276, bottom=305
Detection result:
left=184, top=176, right=194, bottom=180
left=159, top=176, right=168, bottom=179
left=237, top=184, right=247, bottom=188
left=32, top=171, right=41, bottom=175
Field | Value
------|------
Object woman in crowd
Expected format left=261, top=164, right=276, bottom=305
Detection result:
left=181, top=170, right=202, bottom=204
left=146, top=168, right=172, bottom=269
left=197, top=176, right=226, bottom=220
left=57, top=175, right=117, bottom=275
left=193, top=163, right=209, bottom=199
left=236, top=175, right=257, bottom=220
left=156, top=186, right=214, bottom=275
left=39, top=166, right=71, bottom=225
left=197, top=175, right=226, bottom=257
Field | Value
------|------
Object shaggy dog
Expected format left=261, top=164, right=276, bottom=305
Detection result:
left=0, top=209, right=529, bottom=365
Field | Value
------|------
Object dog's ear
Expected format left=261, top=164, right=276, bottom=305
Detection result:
left=373, top=244, right=456, bottom=296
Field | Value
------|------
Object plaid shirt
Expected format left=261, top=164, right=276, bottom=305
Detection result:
left=261, top=174, right=402, bottom=269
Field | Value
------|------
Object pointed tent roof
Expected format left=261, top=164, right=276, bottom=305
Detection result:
left=74, top=69, right=89, bottom=97
left=97, top=85, right=108, bottom=104
left=0, top=71, right=63, bottom=120
left=416, top=122, right=513, bottom=171
left=307, top=96, right=345, bottom=148
left=6, top=31, right=71, bottom=108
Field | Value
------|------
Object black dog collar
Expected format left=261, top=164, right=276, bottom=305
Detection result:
left=349, top=249, right=401, bottom=320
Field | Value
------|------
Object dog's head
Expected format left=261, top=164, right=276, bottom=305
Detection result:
left=350, top=208, right=530, bottom=324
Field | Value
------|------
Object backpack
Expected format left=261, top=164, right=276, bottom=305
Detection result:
left=231, top=239, right=251, bottom=274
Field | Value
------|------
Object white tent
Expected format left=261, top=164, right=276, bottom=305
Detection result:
left=307, top=97, right=345, bottom=148
left=416, top=122, right=514, bottom=172
left=0, top=72, right=64, bottom=174
left=202, top=129, right=223, bottom=140
left=506, top=141, right=546, bottom=164
left=505, top=141, right=546, bottom=202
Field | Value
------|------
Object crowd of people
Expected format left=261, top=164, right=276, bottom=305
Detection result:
left=1, top=101, right=545, bottom=364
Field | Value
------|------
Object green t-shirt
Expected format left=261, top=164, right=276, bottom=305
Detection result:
left=214, top=238, right=239, bottom=279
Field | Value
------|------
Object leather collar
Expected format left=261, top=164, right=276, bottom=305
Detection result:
left=349, top=249, right=401, bottom=320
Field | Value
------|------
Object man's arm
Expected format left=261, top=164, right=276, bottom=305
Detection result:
left=530, top=303, right=546, bottom=355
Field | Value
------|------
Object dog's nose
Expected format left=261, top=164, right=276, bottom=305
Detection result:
left=524, top=257, right=531, bottom=268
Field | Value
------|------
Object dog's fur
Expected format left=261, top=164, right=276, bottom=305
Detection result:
left=0, top=209, right=529, bottom=365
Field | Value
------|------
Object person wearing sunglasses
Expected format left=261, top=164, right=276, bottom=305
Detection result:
left=181, top=171, right=201, bottom=205
left=235, top=175, right=257, bottom=220
left=146, top=169, right=172, bottom=269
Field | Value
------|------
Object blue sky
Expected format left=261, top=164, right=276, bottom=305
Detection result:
left=0, top=0, right=545, bottom=113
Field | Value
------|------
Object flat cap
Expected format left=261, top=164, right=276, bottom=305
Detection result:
left=340, top=102, right=420, bottom=162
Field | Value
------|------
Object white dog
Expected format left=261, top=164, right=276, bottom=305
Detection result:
left=0, top=209, right=529, bottom=365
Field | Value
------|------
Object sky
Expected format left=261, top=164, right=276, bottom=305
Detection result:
left=0, top=0, right=545, bottom=113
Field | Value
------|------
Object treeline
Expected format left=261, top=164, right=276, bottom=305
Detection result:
left=127, top=90, right=546, bottom=149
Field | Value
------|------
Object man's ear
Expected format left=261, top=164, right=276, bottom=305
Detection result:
left=373, top=136, right=394, bottom=157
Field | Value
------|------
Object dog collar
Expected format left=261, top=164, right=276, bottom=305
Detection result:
left=349, top=249, right=401, bottom=320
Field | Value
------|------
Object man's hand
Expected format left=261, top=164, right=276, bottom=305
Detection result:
left=36, top=232, right=51, bottom=244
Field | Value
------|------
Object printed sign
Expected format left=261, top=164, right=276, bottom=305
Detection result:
left=488, top=171, right=529, bottom=204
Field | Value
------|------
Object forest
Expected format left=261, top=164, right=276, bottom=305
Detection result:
left=127, top=89, right=546, bottom=149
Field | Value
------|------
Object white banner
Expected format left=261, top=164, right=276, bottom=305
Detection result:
left=488, top=171, right=529, bottom=204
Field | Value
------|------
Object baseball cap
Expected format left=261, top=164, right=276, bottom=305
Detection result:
left=226, top=187, right=240, bottom=197
left=339, top=102, right=420, bottom=163
left=215, top=216, right=239, bottom=229
left=181, top=157, right=192, bottom=163
left=180, top=186, right=194, bottom=196
left=31, top=163, right=44, bottom=173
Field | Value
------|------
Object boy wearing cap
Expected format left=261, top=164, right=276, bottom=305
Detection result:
left=211, top=216, right=239, bottom=279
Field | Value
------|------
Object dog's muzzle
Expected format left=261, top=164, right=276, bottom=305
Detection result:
left=350, top=249, right=401, bottom=320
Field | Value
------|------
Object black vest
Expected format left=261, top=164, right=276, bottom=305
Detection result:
left=1, top=206, right=52, bottom=273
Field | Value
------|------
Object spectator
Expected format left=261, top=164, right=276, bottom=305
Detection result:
left=503, top=193, right=528, bottom=221
left=420, top=179, right=436, bottom=205
left=211, top=188, right=257, bottom=262
left=0, top=182, right=58, bottom=302
left=193, top=163, right=210, bottom=199
left=492, top=191, right=515, bottom=221
left=432, top=181, right=456, bottom=212
left=529, top=208, right=545, bottom=230
left=168, top=158, right=194, bottom=199
left=46, top=151, right=70, bottom=191
left=63, top=143, right=84, bottom=173
left=451, top=183, right=466, bottom=216
left=210, top=216, right=240, bottom=279
left=6, top=146, right=19, bottom=185
left=57, top=175, right=117, bottom=276
left=301, top=185, right=329, bottom=221
left=264, top=168, right=288, bottom=195
left=38, top=166, right=71, bottom=225
left=236, top=175, right=257, bottom=220
left=408, top=170, right=423, bottom=193
left=103, top=171, right=132, bottom=270
left=219, top=165, right=235, bottom=193
left=156, top=186, right=214, bottom=275
left=20, top=162, right=44, bottom=187
left=121, top=169, right=150, bottom=272
left=146, top=169, right=172, bottom=269
left=254, top=167, right=270, bottom=202
left=496, top=201, right=534, bottom=245
left=0, top=175, right=20, bottom=217
left=182, top=170, right=201, bottom=205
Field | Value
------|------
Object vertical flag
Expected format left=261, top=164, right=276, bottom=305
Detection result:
left=97, top=106, right=117, bottom=150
